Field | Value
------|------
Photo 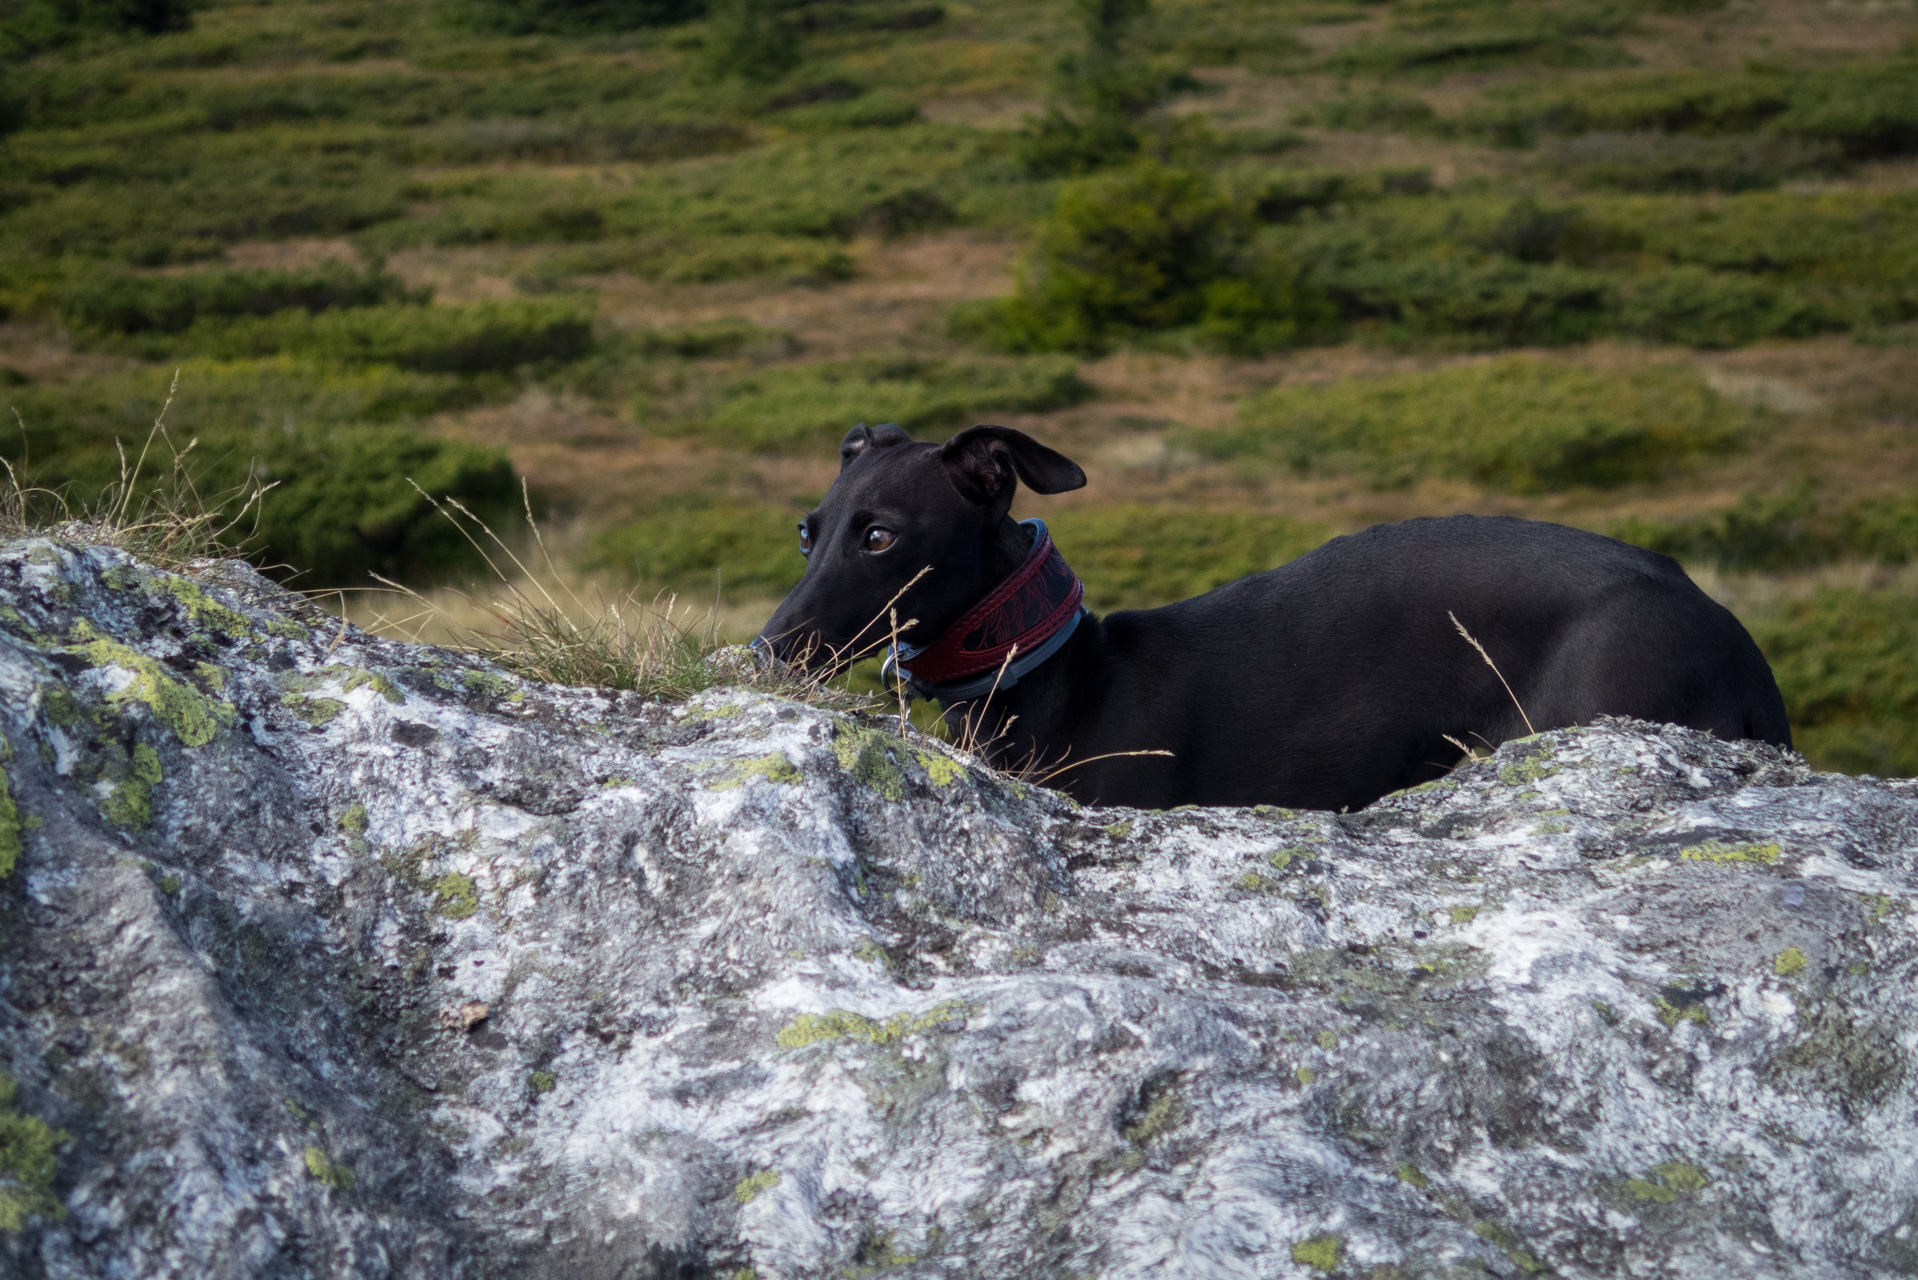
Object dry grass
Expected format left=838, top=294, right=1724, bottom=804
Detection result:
left=350, top=488, right=883, bottom=708
left=0, top=372, right=273, bottom=572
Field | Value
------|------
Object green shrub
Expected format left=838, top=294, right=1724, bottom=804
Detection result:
left=2, top=0, right=191, bottom=57
left=989, top=165, right=1246, bottom=351
left=2, top=363, right=516, bottom=584
left=702, top=0, right=801, bottom=84
left=1049, top=505, right=1331, bottom=611
left=1327, top=257, right=1613, bottom=346
left=517, top=235, right=854, bottom=288
left=408, top=118, right=746, bottom=167
left=1295, top=90, right=1436, bottom=132
left=189, top=302, right=594, bottom=372
left=1321, top=2, right=1634, bottom=76
left=1610, top=267, right=1832, bottom=349
left=1610, top=486, right=1827, bottom=572
left=246, top=424, right=520, bottom=586
left=457, top=0, right=702, bottom=35
left=775, top=91, right=921, bottom=131
left=685, top=355, right=1089, bottom=452
left=58, top=264, right=422, bottom=337
left=1842, top=492, right=1918, bottom=564
left=1198, top=357, right=1751, bottom=492
left=1540, top=132, right=1844, bottom=193
left=1766, top=60, right=1918, bottom=159
left=587, top=500, right=804, bottom=595
left=1745, top=589, right=1918, bottom=777
left=1454, top=58, right=1918, bottom=157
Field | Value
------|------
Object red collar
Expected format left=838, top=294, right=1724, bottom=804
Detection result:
left=895, top=520, right=1084, bottom=690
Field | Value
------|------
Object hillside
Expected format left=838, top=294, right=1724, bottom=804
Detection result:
left=1, top=0, right=1916, bottom=772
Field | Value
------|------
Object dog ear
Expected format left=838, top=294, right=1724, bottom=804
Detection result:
left=940, top=425, right=1087, bottom=503
left=840, top=422, right=913, bottom=470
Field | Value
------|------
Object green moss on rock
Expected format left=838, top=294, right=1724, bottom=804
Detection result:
left=151, top=575, right=254, bottom=638
left=776, top=1001, right=969, bottom=1050
left=0, top=762, right=20, bottom=878
left=68, top=622, right=235, bottom=746
left=1680, top=840, right=1782, bottom=865
left=1291, top=1235, right=1342, bottom=1272
left=1775, top=946, right=1809, bottom=976
left=530, top=1070, right=557, bottom=1095
left=713, top=753, right=802, bottom=790
left=303, top=1144, right=355, bottom=1191
left=281, top=694, right=346, bottom=726
left=0, top=1072, right=63, bottom=1230
left=734, top=1169, right=780, bottom=1203
left=101, top=743, right=162, bottom=827
left=831, top=726, right=907, bottom=801
left=434, top=872, right=479, bottom=920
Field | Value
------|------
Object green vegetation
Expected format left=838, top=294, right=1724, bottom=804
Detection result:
left=959, top=164, right=1334, bottom=354
left=4, top=363, right=517, bottom=585
left=1200, top=358, right=1750, bottom=493
left=1747, top=590, right=1918, bottom=778
left=1051, top=506, right=1327, bottom=609
left=590, top=501, right=803, bottom=596
left=687, top=354, right=1089, bottom=452
left=0, top=1072, right=61, bottom=1229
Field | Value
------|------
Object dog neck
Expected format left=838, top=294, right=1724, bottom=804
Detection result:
left=887, top=518, right=1086, bottom=701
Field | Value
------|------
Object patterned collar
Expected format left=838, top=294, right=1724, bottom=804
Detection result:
left=886, top=519, right=1086, bottom=702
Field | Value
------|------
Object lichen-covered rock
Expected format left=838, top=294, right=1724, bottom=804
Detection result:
left=0, top=538, right=1915, bottom=1279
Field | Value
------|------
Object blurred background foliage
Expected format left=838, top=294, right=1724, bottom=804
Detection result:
left=2, top=0, right=1917, bottom=774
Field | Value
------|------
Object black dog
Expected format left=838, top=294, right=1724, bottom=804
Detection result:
left=757, top=422, right=1792, bottom=811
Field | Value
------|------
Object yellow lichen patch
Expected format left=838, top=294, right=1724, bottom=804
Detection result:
left=916, top=749, right=964, bottom=787
left=830, top=727, right=906, bottom=802
left=340, top=803, right=368, bottom=835
left=1774, top=947, right=1809, bottom=976
left=1104, top=821, right=1134, bottom=838
left=1395, top=1163, right=1429, bottom=1188
left=1655, top=997, right=1708, bottom=1027
left=1627, top=1161, right=1708, bottom=1202
left=1316, top=1029, right=1339, bottom=1051
left=1295, top=1066, right=1316, bottom=1086
left=101, top=743, right=162, bottom=827
left=529, top=1070, right=557, bottom=1095
left=712, top=753, right=802, bottom=790
left=1291, top=1235, right=1342, bottom=1272
left=281, top=694, right=345, bottom=726
left=68, top=622, right=235, bottom=746
left=151, top=575, right=254, bottom=638
left=1449, top=905, right=1479, bottom=925
left=734, top=1169, right=781, bottom=1203
left=434, top=872, right=479, bottom=920
left=1497, top=752, right=1559, bottom=786
left=0, top=1072, right=63, bottom=1229
left=303, top=1145, right=355, bottom=1191
left=462, top=669, right=524, bottom=703
left=0, top=761, right=20, bottom=878
left=775, top=1000, right=969, bottom=1050
left=1679, top=840, right=1782, bottom=865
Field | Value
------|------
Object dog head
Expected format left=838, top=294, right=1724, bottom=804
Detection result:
left=755, top=422, right=1085, bottom=669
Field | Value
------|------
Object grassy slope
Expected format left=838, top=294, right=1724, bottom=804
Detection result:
left=2, top=0, right=1917, bottom=771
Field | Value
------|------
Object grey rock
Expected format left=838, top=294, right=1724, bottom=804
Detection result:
left=0, top=537, right=1913, bottom=1279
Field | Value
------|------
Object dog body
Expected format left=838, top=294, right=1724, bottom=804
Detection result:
left=758, top=424, right=1792, bottom=811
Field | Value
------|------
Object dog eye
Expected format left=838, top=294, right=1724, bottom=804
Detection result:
left=797, top=524, right=812, bottom=556
left=864, top=527, right=896, bottom=553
